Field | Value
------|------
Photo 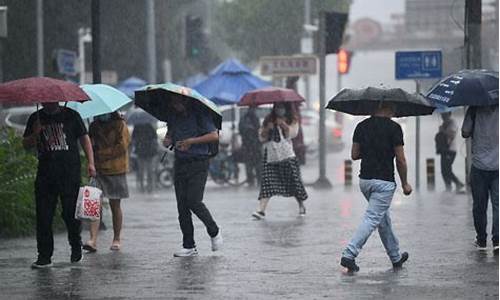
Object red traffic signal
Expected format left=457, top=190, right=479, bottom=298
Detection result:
left=337, top=49, right=352, bottom=74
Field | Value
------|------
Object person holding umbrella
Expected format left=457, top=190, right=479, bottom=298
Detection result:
left=135, top=83, right=223, bottom=257
left=328, top=86, right=435, bottom=272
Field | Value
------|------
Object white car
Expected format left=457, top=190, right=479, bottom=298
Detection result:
left=1, top=106, right=38, bottom=135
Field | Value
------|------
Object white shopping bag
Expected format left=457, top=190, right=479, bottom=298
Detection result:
left=75, top=179, right=103, bottom=221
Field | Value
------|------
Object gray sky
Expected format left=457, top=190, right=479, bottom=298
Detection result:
left=349, top=0, right=406, bottom=23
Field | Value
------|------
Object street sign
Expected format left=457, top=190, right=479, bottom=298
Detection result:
left=55, top=49, right=77, bottom=76
left=260, top=55, right=317, bottom=76
left=395, top=50, right=442, bottom=80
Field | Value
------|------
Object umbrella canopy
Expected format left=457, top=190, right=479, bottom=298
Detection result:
left=192, top=58, right=271, bottom=105
left=425, top=69, right=499, bottom=107
left=117, top=76, right=147, bottom=98
left=134, top=82, right=222, bottom=129
left=0, top=77, right=89, bottom=105
left=126, top=108, right=157, bottom=125
left=66, top=84, right=132, bottom=119
left=326, top=87, right=435, bottom=117
left=238, top=87, right=305, bottom=107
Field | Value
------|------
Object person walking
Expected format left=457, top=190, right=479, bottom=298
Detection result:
left=251, top=102, right=308, bottom=220
left=340, top=103, right=412, bottom=272
left=131, top=122, right=158, bottom=193
left=84, top=112, right=130, bottom=252
left=23, top=102, right=96, bottom=269
left=238, top=106, right=262, bottom=187
left=436, top=112, right=465, bottom=193
left=462, top=105, right=499, bottom=252
left=162, top=96, right=223, bottom=257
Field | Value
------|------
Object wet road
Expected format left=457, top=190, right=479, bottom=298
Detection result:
left=0, top=113, right=497, bottom=299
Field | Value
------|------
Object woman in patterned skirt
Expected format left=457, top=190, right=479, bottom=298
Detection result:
left=252, top=102, right=308, bottom=220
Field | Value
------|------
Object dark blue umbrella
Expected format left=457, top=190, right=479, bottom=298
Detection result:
left=118, top=76, right=147, bottom=98
left=192, top=58, right=271, bottom=105
left=425, top=69, right=498, bottom=107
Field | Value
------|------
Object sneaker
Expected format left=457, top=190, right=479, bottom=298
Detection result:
left=211, top=230, right=223, bottom=252
left=474, top=240, right=487, bottom=251
left=173, top=248, right=198, bottom=257
left=392, top=252, right=409, bottom=269
left=340, top=257, right=359, bottom=272
left=456, top=183, right=466, bottom=194
left=299, top=205, right=306, bottom=216
left=493, top=241, right=499, bottom=253
left=252, top=211, right=265, bottom=220
left=71, top=247, right=82, bottom=263
left=31, top=257, right=53, bottom=269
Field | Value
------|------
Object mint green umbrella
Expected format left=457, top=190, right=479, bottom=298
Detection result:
left=134, top=82, right=222, bottom=129
left=66, top=84, right=132, bottom=119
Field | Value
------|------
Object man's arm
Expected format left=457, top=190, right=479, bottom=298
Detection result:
left=395, top=145, right=412, bottom=195
left=462, top=107, right=474, bottom=138
left=79, top=134, right=96, bottom=177
left=22, top=117, right=41, bottom=150
left=351, top=143, right=361, bottom=160
left=176, top=131, right=218, bottom=151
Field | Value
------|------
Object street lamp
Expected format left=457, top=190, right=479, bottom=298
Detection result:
left=78, top=27, right=92, bottom=84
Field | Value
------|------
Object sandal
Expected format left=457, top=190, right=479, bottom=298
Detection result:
left=110, top=242, right=121, bottom=251
left=82, top=243, right=97, bottom=253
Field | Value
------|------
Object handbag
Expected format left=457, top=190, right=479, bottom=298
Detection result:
left=264, top=126, right=295, bottom=163
left=75, top=178, right=103, bottom=221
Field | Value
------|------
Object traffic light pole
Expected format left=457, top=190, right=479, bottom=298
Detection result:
left=415, top=80, right=421, bottom=191
left=314, top=11, right=333, bottom=189
left=91, top=0, right=101, bottom=83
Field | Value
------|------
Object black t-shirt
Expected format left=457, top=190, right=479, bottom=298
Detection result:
left=23, top=107, right=87, bottom=167
left=353, top=116, right=404, bottom=182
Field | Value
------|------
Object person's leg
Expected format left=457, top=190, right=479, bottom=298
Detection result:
left=377, top=210, right=401, bottom=263
left=185, top=160, right=219, bottom=238
left=447, top=152, right=463, bottom=188
left=34, top=177, right=59, bottom=260
left=441, top=153, right=452, bottom=191
left=342, top=180, right=396, bottom=260
left=471, top=166, right=489, bottom=245
left=489, top=170, right=499, bottom=246
left=60, top=180, right=82, bottom=255
left=245, top=160, right=255, bottom=186
left=86, top=220, right=99, bottom=249
left=109, top=199, right=123, bottom=248
left=174, top=161, right=195, bottom=249
left=145, top=157, right=155, bottom=193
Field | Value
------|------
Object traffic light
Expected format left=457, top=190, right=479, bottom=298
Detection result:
left=337, top=49, right=352, bottom=74
left=185, top=15, right=205, bottom=58
left=325, top=11, right=348, bottom=54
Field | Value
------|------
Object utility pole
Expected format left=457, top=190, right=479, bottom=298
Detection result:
left=314, top=11, right=332, bottom=189
left=464, top=0, right=481, bottom=186
left=302, top=0, right=312, bottom=107
left=91, top=0, right=101, bottom=83
left=146, top=0, right=157, bottom=84
left=36, top=0, right=44, bottom=77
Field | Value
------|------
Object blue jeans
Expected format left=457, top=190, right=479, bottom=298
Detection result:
left=342, top=179, right=401, bottom=263
left=471, top=166, right=499, bottom=244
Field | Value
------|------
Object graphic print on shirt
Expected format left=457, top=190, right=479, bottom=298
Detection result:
left=41, top=123, right=69, bottom=151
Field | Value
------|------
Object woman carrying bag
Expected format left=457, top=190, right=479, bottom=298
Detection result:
left=252, top=102, right=308, bottom=220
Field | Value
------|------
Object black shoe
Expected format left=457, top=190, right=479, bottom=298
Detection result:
left=252, top=211, right=266, bottom=220
left=71, top=247, right=82, bottom=263
left=340, top=257, right=360, bottom=272
left=31, top=256, right=53, bottom=269
left=474, top=239, right=487, bottom=251
left=493, top=241, right=499, bottom=254
left=392, top=252, right=409, bottom=269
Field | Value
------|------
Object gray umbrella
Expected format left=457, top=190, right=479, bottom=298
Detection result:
left=326, top=87, right=435, bottom=117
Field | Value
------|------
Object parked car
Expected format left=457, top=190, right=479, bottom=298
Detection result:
left=1, top=106, right=37, bottom=134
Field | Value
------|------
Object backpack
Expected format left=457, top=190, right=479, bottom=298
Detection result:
left=435, top=131, right=449, bottom=154
left=195, top=113, right=219, bottom=158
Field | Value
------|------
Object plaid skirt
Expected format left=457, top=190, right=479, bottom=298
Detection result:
left=258, top=157, right=308, bottom=201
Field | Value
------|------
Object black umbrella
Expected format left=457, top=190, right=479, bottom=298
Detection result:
left=326, top=87, right=435, bottom=117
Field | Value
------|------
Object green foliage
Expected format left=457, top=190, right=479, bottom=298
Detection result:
left=0, top=127, right=38, bottom=237
left=214, top=0, right=351, bottom=62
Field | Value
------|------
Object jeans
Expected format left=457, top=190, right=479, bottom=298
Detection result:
left=174, top=158, right=219, bottom=249
left=35, top=163, right=82, bottom=259
left=342, top=179, right=401, bottom=263
left=440, top=151, right=462, bottom=189
left=471, top=166, right=499, bottom=244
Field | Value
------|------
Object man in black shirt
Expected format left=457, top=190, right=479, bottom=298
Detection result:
left=340, top=103, right=412, bottom=272
left=23, top=102, right=96, bottom=269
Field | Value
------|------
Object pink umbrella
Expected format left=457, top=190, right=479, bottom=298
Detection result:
left=0, top=77, right=89, bottom=105
left=238, top=87, right=305, bottom=106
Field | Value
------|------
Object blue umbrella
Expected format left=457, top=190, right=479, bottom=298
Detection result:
left=117, top=76, right=147, bottom=98
left=67, top=84, right=132, bottom=119
left=425, top=69, right=499, bottom=107
left=192, top=58, right=271, bottom=105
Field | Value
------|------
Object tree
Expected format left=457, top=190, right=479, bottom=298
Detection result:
left=214, top=0, right=351, bottom=63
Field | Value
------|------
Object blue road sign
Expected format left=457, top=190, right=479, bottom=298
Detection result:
left=55, top=49, right=77, bottom=76
left=395, top=50, right=442, bottom=80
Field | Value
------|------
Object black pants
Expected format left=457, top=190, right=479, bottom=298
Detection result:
left=440, top=151, right=462, bottom=189
left=471, top=166, right=499, bottom=244
left=35, top=163, right=82, bottom=259
left=174, top=158, right=219, bottom=249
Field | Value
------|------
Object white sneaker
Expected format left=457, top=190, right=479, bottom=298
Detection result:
left=173, top=248, right=198, bottom=257
left=211, top=230, right=223, bottom=252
